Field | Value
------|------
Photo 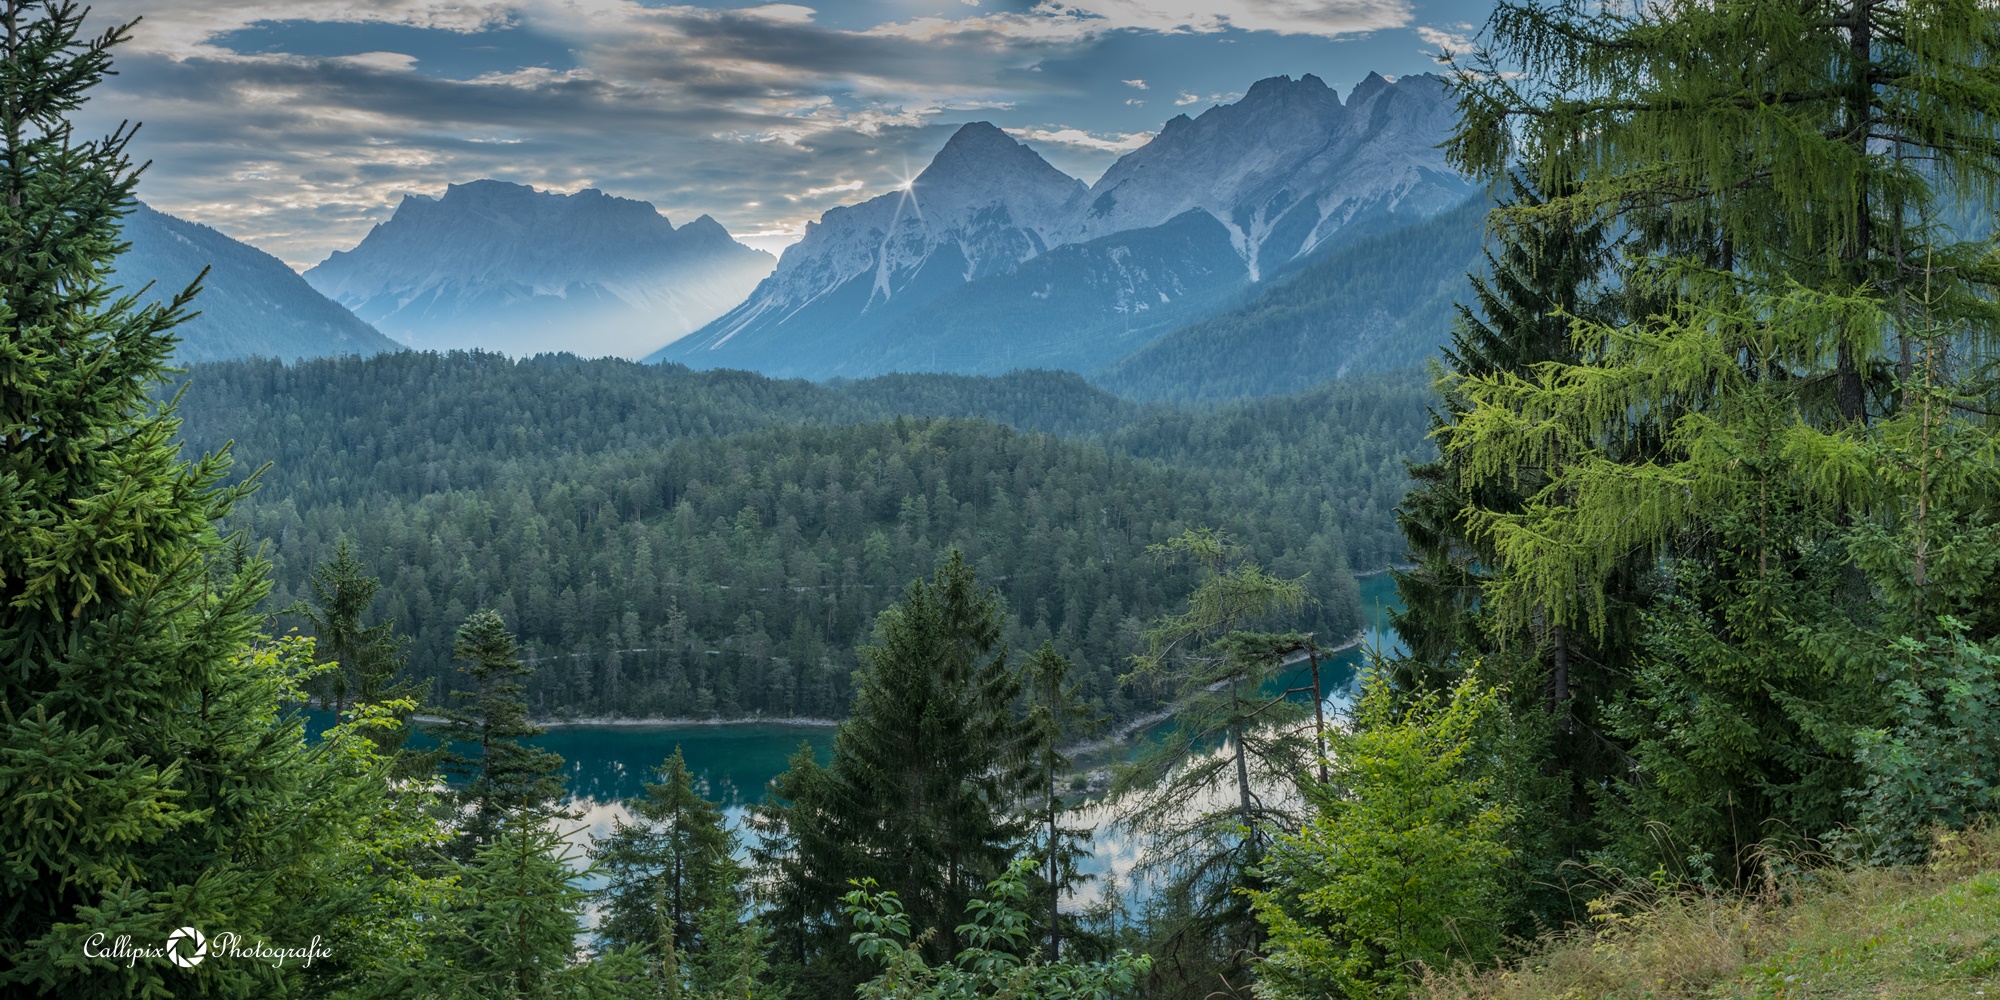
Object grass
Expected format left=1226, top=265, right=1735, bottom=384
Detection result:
left=1418, top=826, right=2000, bottom=999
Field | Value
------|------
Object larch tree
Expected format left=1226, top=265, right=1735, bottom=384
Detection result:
left=1110, top=528, right=1319, bottom=999
left=1013, top=640, right=1098, bottom=960
left=1442, top=0, right=2000, bottom=871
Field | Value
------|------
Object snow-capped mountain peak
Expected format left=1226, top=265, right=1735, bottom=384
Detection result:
left=653, top=73, right=1470, bottom=377
left=674, top=122, right=1087, bottom=357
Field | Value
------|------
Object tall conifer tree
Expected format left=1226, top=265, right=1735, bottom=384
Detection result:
left=428, top=609, right=567, bottom=855
left=1443, top=0, right=2000, bottom=871
left=753, top=550, right=1024, bottom=993
left=1014, top=641, right=1097, bottom=960
left=1391, top=176, right=1639, bottom=923
left=1110, top=529, right=1318, bottom=999
left=306, top=539, right=426, bottom=759
left=0, top=4, right=454, bottom=993
left=593, top=747, right=766, bottom=996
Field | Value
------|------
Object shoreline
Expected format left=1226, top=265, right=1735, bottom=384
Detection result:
left=406, top=713, right=840, bottom=729
left=535, top=714, right=839, bottom=729
left=1353, top=563, right=1415, bottom=579
left=409, top=568, right=1398, bottom=734
left=1068, top=625, right=1367, bottom=756
left=450, top=634, right=1370, bottom=737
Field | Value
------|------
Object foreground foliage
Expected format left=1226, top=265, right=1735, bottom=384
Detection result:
left=845, top=858, right=1153, bottom=1000
left=1251, top=674, right=1513, bottom=999
left=1418, top=826, right=2000, bottom=999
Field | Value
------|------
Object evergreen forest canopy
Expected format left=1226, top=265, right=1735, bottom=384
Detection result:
left=8, top=2, right=2000, bottom=999
left=171, top=353, right=1428, bottom=722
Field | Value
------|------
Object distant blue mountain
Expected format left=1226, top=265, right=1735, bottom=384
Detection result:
left=111, top=203, right=397, bottom=363
left=305, top=180, right=774, bottom=359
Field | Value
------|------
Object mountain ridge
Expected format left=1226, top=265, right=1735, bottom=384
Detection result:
left=305, top=180, right=774, bottom=359
left=111, top=202, right=399, bottom=363
left=652, top=71, right=1472, bottom=378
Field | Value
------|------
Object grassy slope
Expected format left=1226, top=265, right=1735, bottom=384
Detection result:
left=1422, top=829, right=2000, bottom=999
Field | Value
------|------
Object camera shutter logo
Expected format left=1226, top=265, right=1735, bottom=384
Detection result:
left=166, top=926, right=207, bottom=968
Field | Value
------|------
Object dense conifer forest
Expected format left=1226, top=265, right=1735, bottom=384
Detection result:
left=171, top=353, right=1428, bottom=720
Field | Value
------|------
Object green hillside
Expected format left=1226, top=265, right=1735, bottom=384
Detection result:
left=1098, top=195, right=1489, bottom=401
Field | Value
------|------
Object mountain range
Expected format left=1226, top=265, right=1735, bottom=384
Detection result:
left=650, top=72, right=1474, bottom=379
left=111, top=203, right=398, bottom=363
left=125, top=70, right=1488, bottom=398
left=303, top=181, right=775, bottom=359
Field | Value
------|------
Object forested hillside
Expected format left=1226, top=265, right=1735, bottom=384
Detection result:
left=174, top=353, right=1429, bottom=720
left=1099, top=195, right=1489, bottom=401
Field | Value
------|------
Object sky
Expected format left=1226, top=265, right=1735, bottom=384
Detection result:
left=79, top=0, right=1497, bottom=268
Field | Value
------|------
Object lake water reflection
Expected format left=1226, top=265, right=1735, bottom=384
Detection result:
left=368, top=572, right=1404, bottom=917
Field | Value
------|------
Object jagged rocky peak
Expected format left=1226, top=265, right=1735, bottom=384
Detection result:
left=752, top=120, right=1085, bottom=288
left=899, top=121, right=1087, bottom=229
left=304, top=180, right=774, bottom=359
left=1347, top=70, right=1394, bottom=106
left=657, top=121, right=1091, bottom=367
left=1063, top=70, right=1468, bottom=275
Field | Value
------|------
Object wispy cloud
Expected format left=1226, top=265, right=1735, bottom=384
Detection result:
left=1415, top=23, right=1475, bottom=56
left=1006, top=126, right=1153, bottom=152
left=79, top=0, right=1418, bottom=264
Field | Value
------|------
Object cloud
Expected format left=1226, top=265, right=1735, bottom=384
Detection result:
left=1005, top=126, right=1153, bottom=152
left=335, top=50, right=420, bottom=73
left=78, top=0, right=1416, bottom=264
left=798, top=179, right=866, bottom=198
left=1415, top=23, right=1474, bottom=55
left=1027, top=0, right=1411, bottom=38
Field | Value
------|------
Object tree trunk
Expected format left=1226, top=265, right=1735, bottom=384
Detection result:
left=1309, top=650, right=1327, bottom=784
left=1233, top=723, right=1254, bottom=846
left=1838, top=0, right=1872, bottom=424
left=1550, top=622, right=1570, bottom=727
left=1048, top=762, right=1061, bottom=961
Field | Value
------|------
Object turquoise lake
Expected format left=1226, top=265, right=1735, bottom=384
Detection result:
left=336, top=572, right=1404, bottom=908
left=527, top=572, right=1405, bottom=899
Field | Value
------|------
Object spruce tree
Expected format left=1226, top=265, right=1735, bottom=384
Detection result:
left=594, top=747, right=763, bottom=996
left=753, top=550, right=1025, bottom=992
left=305, top=539, right=426, bottom=757
left=428, top=609, right=568, bottom=855
left=1390, top=175, right=1641, bottom=927
left=441, top=816, right=633, bottom=1000
left=0, top=4, right=453, bottom=993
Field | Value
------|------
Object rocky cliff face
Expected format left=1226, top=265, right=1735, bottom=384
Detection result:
left=304, top=180, right=774, bottom=359
left=654, top=72, right=1471, bottom=378
left=1066, top=72, right=1469, bottom=279
left=662, top=123, right=1087, bottom=366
